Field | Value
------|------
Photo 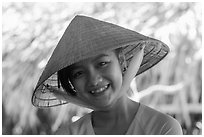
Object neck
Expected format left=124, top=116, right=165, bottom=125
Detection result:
left=92, top=96, right=137, bottom=127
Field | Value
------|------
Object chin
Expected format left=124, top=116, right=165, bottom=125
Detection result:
left=93, top=101, right=116, bottom=111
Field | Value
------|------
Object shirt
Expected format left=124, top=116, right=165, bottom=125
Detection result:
left=55, top=103, right=183, bottom=135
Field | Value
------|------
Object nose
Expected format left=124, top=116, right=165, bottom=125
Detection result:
left=87, top=68, right=103, bottom=87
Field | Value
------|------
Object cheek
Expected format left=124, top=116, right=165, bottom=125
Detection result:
left=72, top=78, right=86, bottom=92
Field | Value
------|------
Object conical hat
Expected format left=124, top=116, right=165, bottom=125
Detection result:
left=31, top=15, right=169, bottom=108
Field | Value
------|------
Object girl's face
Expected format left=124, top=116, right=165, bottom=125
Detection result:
left=69, top=51, right=123, bottom=110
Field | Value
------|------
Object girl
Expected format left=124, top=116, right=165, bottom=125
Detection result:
left=31, top=15, right=183, bottom=135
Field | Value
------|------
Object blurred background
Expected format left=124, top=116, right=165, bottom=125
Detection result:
left=2, top=2, right=202, bottom=135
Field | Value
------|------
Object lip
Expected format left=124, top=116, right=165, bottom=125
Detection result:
left=89, top=84, right=110, bottom=96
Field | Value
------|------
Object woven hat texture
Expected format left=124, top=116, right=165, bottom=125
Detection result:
left=32, top=15, right=169, bottom=108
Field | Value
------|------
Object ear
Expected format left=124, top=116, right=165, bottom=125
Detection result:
left=121, top=43, right=145, bottom=92
left=118, top=49, right=127, bottom=75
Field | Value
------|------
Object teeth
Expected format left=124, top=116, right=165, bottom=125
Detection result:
left=90, top=85, right=108, bottom=94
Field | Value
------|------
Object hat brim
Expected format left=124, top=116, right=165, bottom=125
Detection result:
left=32, top=38, right=169, bottom=108
left=31, top=15, right=169, bottom=108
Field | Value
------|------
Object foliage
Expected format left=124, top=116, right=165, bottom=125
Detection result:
left=2, top=2, right=202, bottom=135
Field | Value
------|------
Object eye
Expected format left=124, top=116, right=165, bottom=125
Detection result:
left=72, top=71, right=84, bottom=79
left=98, top=61, right=110, bottom=67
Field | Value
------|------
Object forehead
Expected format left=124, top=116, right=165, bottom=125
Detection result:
left=71, top=50, right=117, bottom=68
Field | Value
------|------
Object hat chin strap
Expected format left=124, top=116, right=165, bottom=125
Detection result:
left=121, top=45, right=145, bottom=95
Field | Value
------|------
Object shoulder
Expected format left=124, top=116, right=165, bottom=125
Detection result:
left=136, top=103, right=183, bottom=135
left=55, top=113, right=92, bottom=135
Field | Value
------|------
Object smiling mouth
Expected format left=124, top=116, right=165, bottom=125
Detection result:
left=89, top=84, right=110, bottom=95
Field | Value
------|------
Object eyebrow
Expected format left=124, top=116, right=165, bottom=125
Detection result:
left=94, top=53, right=110, bottom=60
left=70, top=53, right=111, bottom=70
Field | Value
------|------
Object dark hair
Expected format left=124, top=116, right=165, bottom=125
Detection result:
left=58, top=67, right=76, bottom=96
left=58, top=48, right=125, bottom=96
